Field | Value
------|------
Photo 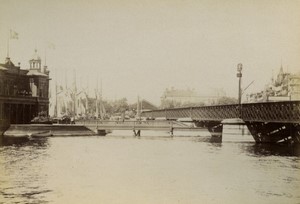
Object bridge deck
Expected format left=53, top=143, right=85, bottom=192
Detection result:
left=141, top=101, right=300, bottom=123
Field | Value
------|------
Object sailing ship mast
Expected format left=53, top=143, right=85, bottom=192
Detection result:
left=137, top=95, right=141, bottom=120
left=99, top=78, right=106, bottom=119
left=73, top=69, right=77, bottom=117
left=95, top=75, right=99, bottom=118
left=54, top=68, right=58, bottom=117
left=85, top=75, right=89, bottom=116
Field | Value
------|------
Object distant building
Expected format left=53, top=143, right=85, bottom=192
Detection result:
left=0, top=50, right=50, bottom=127
left=160, top=87, right=223, bottom=107
left=287, top=73, right=300, bottom=100
left=246, top=65, right=300, bottom=102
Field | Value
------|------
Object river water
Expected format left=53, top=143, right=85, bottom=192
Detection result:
left=0, top=127, right=299, bottom=204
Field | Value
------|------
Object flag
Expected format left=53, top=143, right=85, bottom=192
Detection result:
left=10, top=29, right=18, bottom=39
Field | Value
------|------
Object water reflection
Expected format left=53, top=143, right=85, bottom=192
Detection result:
left=0, top=137, right=51, bottom=204
left=242, top=143, right=300, bottom=157
left=1, top=189, right=52, bottom=204
left=0, top=134, right=299, bottom=204
left=0, top=136, right=49, bottom=147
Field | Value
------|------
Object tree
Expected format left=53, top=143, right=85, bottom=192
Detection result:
left=213, top=96, right=238, bottom=105
left=111, top=98, right=129, bottom=114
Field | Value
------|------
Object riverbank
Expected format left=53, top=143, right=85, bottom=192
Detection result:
left=3, top=124, right=97, bottom=137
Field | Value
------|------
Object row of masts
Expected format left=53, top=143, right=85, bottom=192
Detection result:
left=51, top=69, right=143, bottom=119
left=95, top=76, right=106, bottom=119
left=52, top=69, right=106, bottom=119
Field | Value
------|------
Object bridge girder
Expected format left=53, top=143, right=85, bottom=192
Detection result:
left=141, top=101, right=300, bottom=143
left=142, top=101, right=300, bottom=123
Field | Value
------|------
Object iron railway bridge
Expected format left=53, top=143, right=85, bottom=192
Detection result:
left=141, top=101, right=300, bottom=143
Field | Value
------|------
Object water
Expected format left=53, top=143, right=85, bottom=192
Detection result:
left=0, top=129, right=299, bottom=204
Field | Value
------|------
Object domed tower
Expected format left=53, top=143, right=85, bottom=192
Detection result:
left=29, top=49, right=42, bottom=71
left=27, top=49, right=50, bottom=116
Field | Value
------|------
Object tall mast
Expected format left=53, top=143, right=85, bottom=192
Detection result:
left=74, top=69, right=77, bottom=116
left=100, top=78, right=102, bottom=99
left=85, top=75, right=89, bottom=116
left=65, top=69, right=68, bottom=90
left=137, top=95, right=141, bottom=119
left=55, top=68, right=58, bottom=117
left=99, top=78, right=103, bottom=119
left=95, top=74, right=99, bottom=118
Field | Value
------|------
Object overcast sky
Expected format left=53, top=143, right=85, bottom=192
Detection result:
left=1, top=0, right=299, bottom=104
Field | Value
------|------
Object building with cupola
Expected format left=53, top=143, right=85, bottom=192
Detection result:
left=0, top=50, right=50, bottom=132
left=246, top=65, right=300, bottom=102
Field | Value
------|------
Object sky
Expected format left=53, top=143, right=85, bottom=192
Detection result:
left=0, top=0, right=300, bottom=105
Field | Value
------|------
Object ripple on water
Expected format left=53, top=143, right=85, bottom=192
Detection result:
left=0, top=135, right=299, bottom=204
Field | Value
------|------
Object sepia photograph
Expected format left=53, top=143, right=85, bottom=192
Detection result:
left=0, top=0, right=299, bottom=203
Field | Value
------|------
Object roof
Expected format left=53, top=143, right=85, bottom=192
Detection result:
left=0, top=65, right=8, bottom=71
left=138, top=99, right=158, bottom=110
left=27, top=69, right=48, bottom=76
left=0, top=58, right=21, bottom=74
left=0, top=57, right=16, bottom=68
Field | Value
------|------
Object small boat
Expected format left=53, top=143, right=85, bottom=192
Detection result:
left=30, top=114, right=53, bottom=124
left=31, top=131, right=53, bottom=138
left=3, top=133, right=30, bottom=144
left=97, top=129, right=112, bottom=136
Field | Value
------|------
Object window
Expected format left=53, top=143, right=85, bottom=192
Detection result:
left=0, top=81, right=2, bottom=95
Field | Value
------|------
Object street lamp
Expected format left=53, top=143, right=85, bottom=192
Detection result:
left=237, top=63, right=243, bottom=105
left=237, top=63, right=243, bottom=118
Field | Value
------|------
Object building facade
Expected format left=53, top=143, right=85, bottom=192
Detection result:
left=246, top=66, right=300, bottom=102
left=0, top=50, right=50, bottom=130
left=160, top=87, right=222, bottom=108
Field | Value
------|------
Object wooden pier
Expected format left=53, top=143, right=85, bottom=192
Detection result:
left=76, top=120, right=203, bottom=136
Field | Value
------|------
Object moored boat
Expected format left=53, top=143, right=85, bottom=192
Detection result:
left=3, top=133, right=30, bottom=144
left=31, top=131, right=53, bottom=138
left=31, top=115, right=53, bottom=124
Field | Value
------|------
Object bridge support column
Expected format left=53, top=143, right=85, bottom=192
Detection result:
left=245, top=122, right=300, bottom=144
left=206, top=121, right=223, bottom=143
left=169, top=127, right=174, bottom=137
left=133, top=129, right=141, bottom=137
left=97, top=129, right=107, bottom=136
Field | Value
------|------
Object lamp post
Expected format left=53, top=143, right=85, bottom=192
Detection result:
left=237, top=63, right=243, bottom=117
left=237, top=63, right=243, bottom=104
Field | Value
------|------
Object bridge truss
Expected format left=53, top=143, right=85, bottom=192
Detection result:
left=141, top=101, right=300, bottom=143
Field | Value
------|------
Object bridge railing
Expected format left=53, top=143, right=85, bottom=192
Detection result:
left=241, top=101, right=300, bottom=122
left=142, top=104, right=240, bottom=121
left=142, top=101, right=300, bottom=123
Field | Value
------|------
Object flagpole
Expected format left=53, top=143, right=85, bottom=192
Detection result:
left=7, top=29, right=10, bottom=57
left=44, top=47, right=47, bottom=66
